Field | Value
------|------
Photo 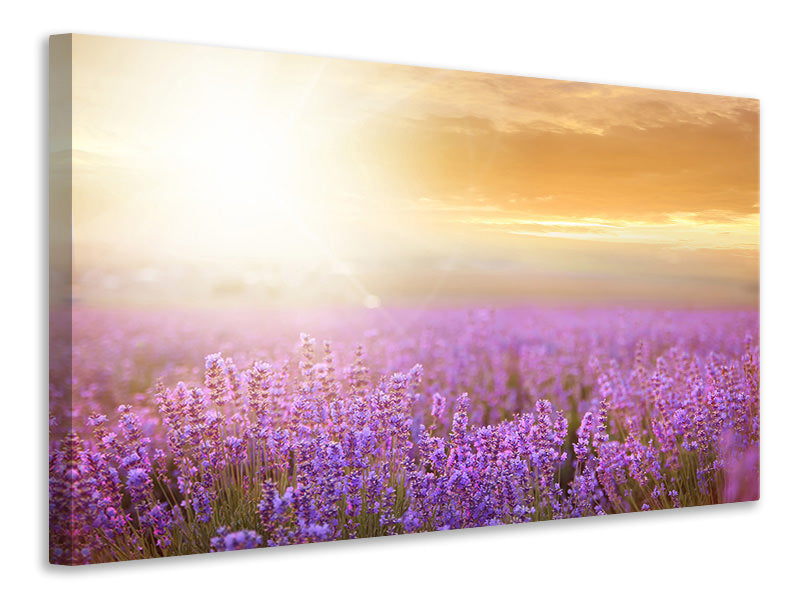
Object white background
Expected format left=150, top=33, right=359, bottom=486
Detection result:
left=2, top=1, right=797, bottom=598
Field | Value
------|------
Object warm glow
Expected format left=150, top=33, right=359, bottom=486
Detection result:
left=67, top=34, right=759, bottom=308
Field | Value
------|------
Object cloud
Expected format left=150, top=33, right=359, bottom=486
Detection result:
left=352, top=105, right=758, bottom=220
left=492, top=211, right=759, bottom=250
left=352, top=66, right=759, bottom=136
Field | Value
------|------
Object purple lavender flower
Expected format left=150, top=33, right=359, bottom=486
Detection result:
left=126, top=467, right=147, bottom=486
left=210, top=527, right=262, bottom=552
left=52, top=306, right=758, bottom=563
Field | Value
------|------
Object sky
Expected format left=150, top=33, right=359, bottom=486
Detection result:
left=59, top=34, right=759, bottom=308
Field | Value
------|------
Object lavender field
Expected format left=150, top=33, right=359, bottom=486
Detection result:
left=48, top=306, right=759, bottom=564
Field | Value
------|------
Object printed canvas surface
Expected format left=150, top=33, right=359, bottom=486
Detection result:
left=49, top=34, right=759, bottom=565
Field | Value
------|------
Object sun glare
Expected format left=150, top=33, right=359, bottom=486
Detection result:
left=68, top=35, right=758, bottom=308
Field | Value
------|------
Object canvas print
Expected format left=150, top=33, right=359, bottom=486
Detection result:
left=49, top=34, right=759, bottom=565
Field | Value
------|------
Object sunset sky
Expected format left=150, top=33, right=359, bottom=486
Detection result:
left=58, top=34, right=759, bottom=307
